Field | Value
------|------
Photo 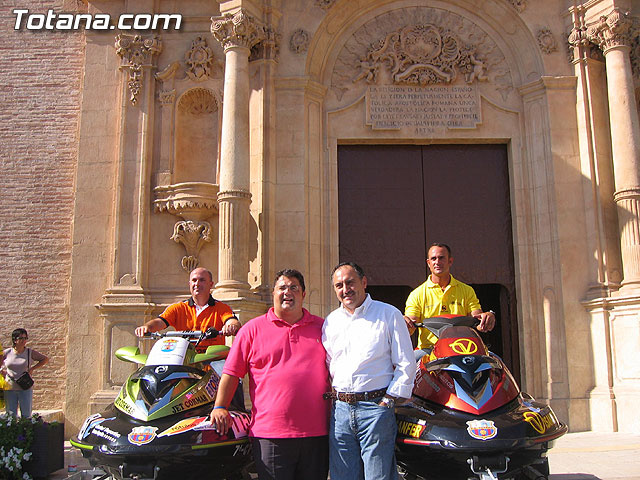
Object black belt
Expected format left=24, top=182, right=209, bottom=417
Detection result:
left=323, top=388, right=387, bottom=404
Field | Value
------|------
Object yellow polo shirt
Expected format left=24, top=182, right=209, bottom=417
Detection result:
left=405, top=275, right=481, bottom=349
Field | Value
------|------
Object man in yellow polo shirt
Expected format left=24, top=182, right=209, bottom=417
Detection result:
left=135, top=267, right=241, bottom=352
left=404, top=243, right=496, bottom=360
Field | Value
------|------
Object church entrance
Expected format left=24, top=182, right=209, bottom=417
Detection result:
left=337, top=144, right=520, bottom=381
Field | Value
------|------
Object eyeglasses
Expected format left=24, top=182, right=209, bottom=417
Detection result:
left=17, top=336, right=27, bottom=340
left=276, top=285, right=301, bottom=293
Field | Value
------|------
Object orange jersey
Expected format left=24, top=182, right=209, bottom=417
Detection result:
left=159, top=296, right=236, bottom=348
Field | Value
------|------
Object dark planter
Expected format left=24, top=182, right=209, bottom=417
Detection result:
left=24, top=422, right=64, bottom=479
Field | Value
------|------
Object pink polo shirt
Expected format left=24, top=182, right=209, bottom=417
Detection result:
left=223, top=308, right=330, bottom=438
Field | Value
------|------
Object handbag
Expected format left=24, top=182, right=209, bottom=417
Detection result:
left=11, top=348, right=34, bottom=390
left=14, top=371, right=34, bottom=390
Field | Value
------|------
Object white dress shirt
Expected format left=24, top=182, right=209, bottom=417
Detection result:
left=322, top=294, right=417, bottom=400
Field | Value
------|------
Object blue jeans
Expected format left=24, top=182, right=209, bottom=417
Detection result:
left=5, top=389, right=33, bottom=417
left=329, top=398, right=398, bottom=480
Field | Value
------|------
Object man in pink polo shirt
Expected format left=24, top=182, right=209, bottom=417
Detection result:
left=210, top=269, right=330, bottom=480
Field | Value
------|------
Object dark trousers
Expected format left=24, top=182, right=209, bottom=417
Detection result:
left=251, top=436, right=329, bottom=480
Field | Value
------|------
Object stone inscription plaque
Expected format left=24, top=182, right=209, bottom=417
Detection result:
left=365, top=85, right=481, bottom=134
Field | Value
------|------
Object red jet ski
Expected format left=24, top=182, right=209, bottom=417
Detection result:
left=396, top=315, right=567, bottom=480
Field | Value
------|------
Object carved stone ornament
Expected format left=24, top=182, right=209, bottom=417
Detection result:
left=331, top=8, right=512, bottom=106
left=353, top=24, right=488, bottom=87
left=154, top=182, right=219, bottom=271
left=171, top=220, right=213, bottom=272
left=507, top=0, right=526, bottom=13
left=537, top=28, right=557, bottom=54
left=159, top=89, right=176, bottom=106
left=315, top=0, right=336, bottom=10
left=154, top=182, right=219, bottom=221
left=177, top=87, right=218, bottom=115
left=290, top=29, right=309, bottom=54
left=211, top=9, right=265, bottom=52
left=115, top=34, right=162, bottom=105
left=587, top=8, right=633, bottom=52
left=251, top=25, right=280, bottom=61
left=185, top=36, right=214, bottom=81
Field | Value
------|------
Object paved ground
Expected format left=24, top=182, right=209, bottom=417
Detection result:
left=49, top=432, right=640, bottom=479
left=547, top=432, right=640, bottom=480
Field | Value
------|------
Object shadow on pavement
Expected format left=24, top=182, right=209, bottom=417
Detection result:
left=550, top=475, right=602, bottom=480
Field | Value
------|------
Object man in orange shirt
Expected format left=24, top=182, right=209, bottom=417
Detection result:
left=135, top=267, right=241, bottom=351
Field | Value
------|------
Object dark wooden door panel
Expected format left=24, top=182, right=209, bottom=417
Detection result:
left=337, top=144, right=519, bottom=379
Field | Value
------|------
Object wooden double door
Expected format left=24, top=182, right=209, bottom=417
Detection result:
left=337, top=144, right=520, bottom=379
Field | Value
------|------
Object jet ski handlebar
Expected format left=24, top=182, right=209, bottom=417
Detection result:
left=144, top=328, right=220, bottom=341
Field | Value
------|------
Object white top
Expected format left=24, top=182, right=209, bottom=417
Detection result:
left=322, top=294, right=416, bottom=399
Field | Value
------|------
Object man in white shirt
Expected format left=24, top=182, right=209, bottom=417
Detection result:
left=322, top=262, right=416, bottom=480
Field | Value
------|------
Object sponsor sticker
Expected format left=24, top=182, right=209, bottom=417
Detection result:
left=449, top=338, right=478, bottom=355
left=205, top=375, right=219, bottom=398
left=397, top=420, right=426, bottom=438
left=466, top=420, right=498, bottom=440
left=115, top=395, right=134, bottom=414
left=523, top=411, right=555, bottom=434
left=161, top=339, right=179, bottom=352
left=158, top=417, right=208, bottom=437
left=78, top=414, right=102, bottom=440
left=92, top=424, right=121, bottom=442
left=128, top=426, right=158, bottom=445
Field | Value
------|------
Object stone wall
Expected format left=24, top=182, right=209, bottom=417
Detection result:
left=0, top=0, right=84, bottom=410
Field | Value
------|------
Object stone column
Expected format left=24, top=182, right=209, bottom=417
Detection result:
left=211, top=10, right=265, bottom=296
left=588, top=8, right=640, bottom=292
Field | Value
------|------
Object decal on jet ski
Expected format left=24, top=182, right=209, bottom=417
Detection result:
left=172, top=393, right=209, bottom=414
left=115, top=395, right=134, bottom=414
left=159, top=417, right=208, bottom=437
left=91, top=424, right=121, bottom=442
left=466, top=420, right=498, bottom=440
left=128, top=426, right=158, bottom=445
left=79, top=413, right=113, bottom=440
left=233, top=443, right=251, bottom=456
left=449, top=338, right=478, bottom=355
left=397, top=420, right=426, bottom=438
left=229, top=412, right=250, bottom=438
left=523, top=411, right=555, bottom=434
left=161, top=339, right=179, bottom=352
left=205, top=375, right=219, bottom=398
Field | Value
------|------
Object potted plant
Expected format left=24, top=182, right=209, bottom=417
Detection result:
left=0, top=413, right=64, bottom=480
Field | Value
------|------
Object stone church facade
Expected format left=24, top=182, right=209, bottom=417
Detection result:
left=1, top=0, right=639, bottom=435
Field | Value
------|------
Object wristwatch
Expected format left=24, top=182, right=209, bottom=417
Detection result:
left=380, top=396, right=396, bottom=409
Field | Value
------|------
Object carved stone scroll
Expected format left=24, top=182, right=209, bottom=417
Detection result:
left=115, top=34, right=162, bottom=105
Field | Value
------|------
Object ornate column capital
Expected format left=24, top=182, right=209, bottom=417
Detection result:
left=210, top=9, right=265, bottom=52
left=115, top=34, right=162, bottom=105
left=587, top=8, right=633, bottom=52
left=568, top=26, right=588, bottom=48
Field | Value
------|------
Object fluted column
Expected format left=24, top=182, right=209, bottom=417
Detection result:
left=211, top=10, right=265, bottom=295
left=588, top=8, right=640, bottom=292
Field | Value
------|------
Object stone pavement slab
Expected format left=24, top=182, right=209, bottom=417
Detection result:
left=48, top=432, right=640, bottom=479
left=548, top=432, right=640, bottom=480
